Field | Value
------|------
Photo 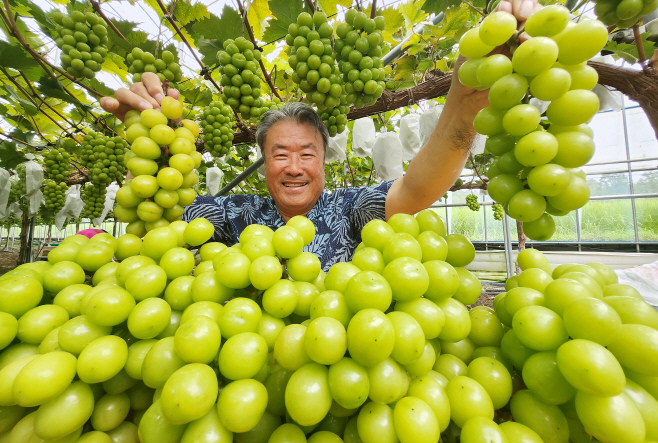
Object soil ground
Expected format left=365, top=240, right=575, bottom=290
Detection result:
left=0, top=249, right=19, bottom=276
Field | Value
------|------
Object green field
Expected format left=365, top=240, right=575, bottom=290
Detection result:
left=442, top=198, right=658, bottom=243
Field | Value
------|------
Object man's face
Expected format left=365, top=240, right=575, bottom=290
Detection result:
left=263, top=119, right=325, bottom=220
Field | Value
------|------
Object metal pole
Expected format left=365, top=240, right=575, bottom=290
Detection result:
left=217, top=12, right=448, bottom=196
left=217, top=159, right=264, bottom=196
left=502, top=214, right=514, bottom=279
left=26, top=216, right=36, bottom=263
left=621, top=96, right=640, bottom=253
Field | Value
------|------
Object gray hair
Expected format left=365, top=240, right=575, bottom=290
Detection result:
left=256, top=102, right=329, bottom=160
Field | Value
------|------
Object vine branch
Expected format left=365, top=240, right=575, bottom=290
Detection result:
left=19, top=72, right=82, bottom=131
left=89, top=0, right=127, bottom=42
left=370, top=0, right=377, bottom=18
left=0, top=132, right=40, bottom=149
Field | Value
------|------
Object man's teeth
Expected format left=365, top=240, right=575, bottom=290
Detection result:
left=284, top=183, right=306, bottom=187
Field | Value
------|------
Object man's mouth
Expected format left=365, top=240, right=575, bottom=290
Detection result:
left=283, top=183, right=307, bottom=188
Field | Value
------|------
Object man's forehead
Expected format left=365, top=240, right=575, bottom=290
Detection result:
left=265, top=120, right=323, bottom=150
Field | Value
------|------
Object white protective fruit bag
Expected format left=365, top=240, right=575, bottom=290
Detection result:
left=352, top=117, right=376, bottom=158
left=0, top=169, right=10, bottom=220
left=93, top=184, right=119, bottom=227
left=419, top=102, right=444, bottom=146
left=372, top=131, right=404, bottom=181
left=23, top=160, right=43, bottom=196
left=206, top=166, right=224, bottom=196
left=399, top=113, right=422, bottom=161
left=55, top=185, right=85, bottom=230
left=326, top=130, right=348, bottom=163
left=27, top=189, right=42, bottom=217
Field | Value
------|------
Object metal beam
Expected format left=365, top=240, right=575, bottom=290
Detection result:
left=217, top=159, right=264, bottom=196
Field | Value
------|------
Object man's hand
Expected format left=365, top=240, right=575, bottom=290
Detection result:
left=99, top=72, right=180, bottom=122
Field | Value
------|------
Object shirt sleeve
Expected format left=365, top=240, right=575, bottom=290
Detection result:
left=350, top=180, right=395, bottom=236
left=183, top=195, right=233, bottom=245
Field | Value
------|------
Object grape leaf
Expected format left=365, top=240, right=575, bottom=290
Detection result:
left=0, top=142, right=28, bottom=169
left=605, top=33, right=655, bottom=65
left=262, top=0, right=311, bottom=44
left=317, top=0, right=351, bottom=16
left=105, top=21, right=148, bottom=56
left=36, top=77, right=90, bottom=112
left=0, top=41, right=41, bottom=72
left=197, top=37, right=224, bottom=66
left=179, top=87, right=214, bottom=108
left=247, top=0, right=272, bottom=41
left=425, top=5, right=469, bottom=39
left=173, top=0, right=209, bottom=26
left=192, top=6, right=242, bottom=43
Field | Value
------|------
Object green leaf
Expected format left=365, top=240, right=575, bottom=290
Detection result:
left=317, top=0, right=351, bottom=16
left=103, top=53, right=129, bottom=81
left=426, top=5, right=470, bottom=39
left=36, top=77, right=89, bottom=111
left=0, top=141, right=27, bottom=169
left=197, top=37, right=224, bottom=66
left=193, top=6, right=242, bottom=42
left=106, top=21, right=149, bottom=55
left=180, top=87, right=214, bottom=108
left=84, top=78, right=115, bottom=97
left=247, top=0, right=272, bottom=41
left=399, top=0, right=428, bottom=28
left=423, top=0, right=460, bottom=14
left=173, top=0, right=209, bottom=26
left=605, top=33, right=655, bottom=65
left=0, top=41, right=41, bottom=72
left=262, top=0, right=311, bottom=43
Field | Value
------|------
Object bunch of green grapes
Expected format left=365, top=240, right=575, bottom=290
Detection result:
left=319, top=105, right=349, bottom=137
left=593, top=0, right=656, bottom=27
left=50, top=10, right=108, bottom=79
left=492, top=203, right=504, bottom=220
left=466, top=194, right=480, bottom=211
left=459, top=7, right=608, bottom=241
left=126, top=48, right=183, bottom=84
left=81, top=183, right=106, bottom=218
left=43, top=180, right=68, bottom=214
left=217, top=37, right=270, bottom=121
left=200, top=102, right=235, bottom=158
left=334, top=10, right=387, bottom=109
left=79, top=133, right=128, bottom=186
left=286, top=11, right=346, bottom=111
left=41, top=146, right=72, bottom=182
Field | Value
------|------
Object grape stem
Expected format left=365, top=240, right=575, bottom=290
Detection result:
left=468, top=153, right=486, bottom=185
left=370, top=0, right=377, bottom=18
left=632, top=25, right=649, bottom=72
left=235, top=0, right=283, bottom=101
left=304, top=0, right=316, bottom=13
left=89, top=0, right=128, bottom=42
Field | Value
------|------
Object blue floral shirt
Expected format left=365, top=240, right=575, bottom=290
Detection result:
left=183, top=181, right=394, bottom=271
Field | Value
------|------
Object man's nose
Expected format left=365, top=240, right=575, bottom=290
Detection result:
left=285, top=155, right=303, bottom=176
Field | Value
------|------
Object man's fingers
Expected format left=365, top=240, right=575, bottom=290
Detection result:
left=129, top=83, right=160, bottom=109
left=115, top=87, right=153, bottom=112
left=99, top=97, right=119, bottom=114
left=496, top=0, right=513, bottom=13
left=167, top=88, right=180, bottom=100
left=142, top=72, right=166, bottom=104
left=518, top=0, right=535, bottom=20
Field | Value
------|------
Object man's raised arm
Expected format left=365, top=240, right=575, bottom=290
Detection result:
left=384, top=0, right=540, bottom=220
